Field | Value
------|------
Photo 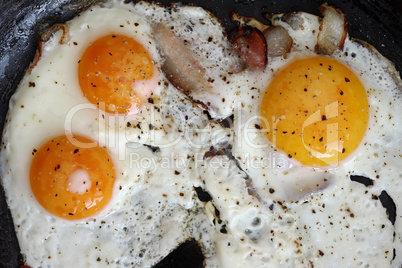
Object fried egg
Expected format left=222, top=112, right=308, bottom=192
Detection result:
left=0, top=1, right=216, bottom=267
left=196, top=10, right=401, bottom=268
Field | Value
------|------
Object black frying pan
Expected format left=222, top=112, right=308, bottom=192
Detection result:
left=0, top=0, right=401, bottom=267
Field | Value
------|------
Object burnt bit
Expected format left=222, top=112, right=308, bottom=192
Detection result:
left=379, top=190, right=396, bottom=225
left=214, top=206, right=221, bottom=218
left=153, top=239, right=204, bottom=268
left=218, top=114, right=234, bottom=128
left=350, top=175, right=374, bottom=187
left=322, top=115, right=327, bottom=121
left=202, top=110, right=213, bottom=121
left=204, top=146, right=229, bottom=159
left=220, top=225, right=228, bottom=234
left=144, top=144, right=160, bottom=153
left=194, top=186, right=212, bottom=202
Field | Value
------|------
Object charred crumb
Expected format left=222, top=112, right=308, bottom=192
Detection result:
left=350, top=175, right=374, bottom=187
left=379, top=190, right=396, bottom=225
left=144, top=144, right=160, bottom=153
left=194, top=186, right=212, bottom=202
left=153, top=239, right=204, bottom=268
left=214, top=206, right=221, bottom=218
left=204, top=146, right=230, bottom=159
left=202, top=110, right=213, bottom=121
left=218, top=114, right=234, bottom=128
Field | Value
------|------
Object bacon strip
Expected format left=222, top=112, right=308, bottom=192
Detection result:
left=229, top=26, right=267, bottom=71
left=152, top=24, right=212, bottom=96
left=315, top=4, right=348, bottom=55
left=263, top=26, right=293, bottom=57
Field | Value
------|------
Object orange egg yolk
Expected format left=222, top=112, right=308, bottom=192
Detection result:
left=30, top=135, right=116, bottom=220
left=260, top=56, right=369, bottom=167
left=78, top=34, right=153, bottom=114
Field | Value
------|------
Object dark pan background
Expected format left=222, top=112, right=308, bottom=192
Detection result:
left=0, top=0, right=401, bottom=267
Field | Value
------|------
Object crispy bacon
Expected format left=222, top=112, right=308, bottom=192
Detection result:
left=315, top=4, right=348, bottom=55
left=263, top=26, right=293, bottom=57
left=281, top=12, right=304, bottom=30
left=152, top=24, right=212, bottom=97
left=231, top=12, right=293, bottom=60
left=229, top=26, right=267, bottom=71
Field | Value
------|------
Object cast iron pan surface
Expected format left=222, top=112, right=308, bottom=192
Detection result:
left=0, top=0, right=401, bottom=267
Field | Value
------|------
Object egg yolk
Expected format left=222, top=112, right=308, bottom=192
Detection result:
left=30, top=135, right=116, bottom=220
left=78, top=34, right=153, bottom=114
left=260, top=56, right=369, bottom=166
